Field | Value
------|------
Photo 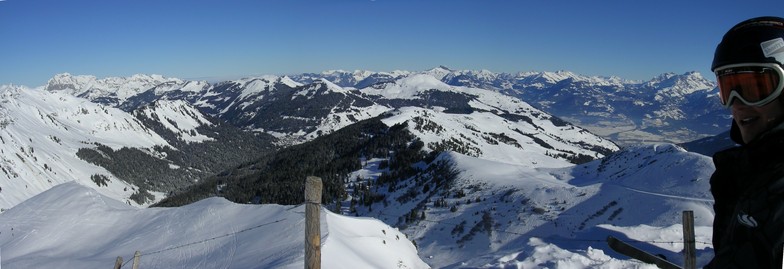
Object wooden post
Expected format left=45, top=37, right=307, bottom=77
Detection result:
left=132, top=251, right=141, bottom=269
left=682, top=210, right=696, bottom=269
left=305, top=176, right=322, bottom=269
left=113, top=256, right=123, bottom=269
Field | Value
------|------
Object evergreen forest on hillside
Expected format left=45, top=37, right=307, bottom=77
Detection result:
left=154, top=115, right=439, bottom=208
left=76, top=118, right=277, bottom=204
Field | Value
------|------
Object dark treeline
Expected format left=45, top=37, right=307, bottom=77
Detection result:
left=154, top=115, right=423, bottom=207
left=76, top=112, right=277, bottom=204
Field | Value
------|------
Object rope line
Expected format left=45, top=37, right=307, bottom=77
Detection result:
left=143, top=218, right=286, bottom=256
left=117, top=218, right=286, bottom=268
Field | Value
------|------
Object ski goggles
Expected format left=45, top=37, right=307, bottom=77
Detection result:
left=715, top=63, right=784, bottom=107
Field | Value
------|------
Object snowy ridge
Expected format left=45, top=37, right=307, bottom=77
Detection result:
left=383, top=106, right=616, bottom=167
left=136, top=100, right=215, bottom=143
left=44, top=73, right=179, bottom=105
left=0, top=182, right=428, bottom=269
left=310, top=69, right=412, bottom=87
left=233, top=76, right=285, bottom=100
left=363, top=74, right=452, bottom=100
left=151, top=80, right=210, bottom=95
left=0, top=85, right=170, bottom=210
left=649, top=72, right=715, bottom=99
left=294, top=79, right=351, bottom=99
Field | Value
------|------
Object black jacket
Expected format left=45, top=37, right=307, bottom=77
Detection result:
left=706, top=125, right=784, bottom=268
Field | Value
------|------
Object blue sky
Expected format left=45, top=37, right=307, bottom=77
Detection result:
left=1, top=0, right=782, bottom=87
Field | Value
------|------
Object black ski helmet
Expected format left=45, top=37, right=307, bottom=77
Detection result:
left=712, top=16, right=784, bottom=71
left=713, top=16, right=784, bottom=145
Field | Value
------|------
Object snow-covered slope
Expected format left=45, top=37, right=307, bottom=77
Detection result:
left=135, top=100, right=215, bottom=143
left=0, top=182, right=428, bottom=269
left=0, top=85, right=170, bottom=210
left=347, top=143, right=715, bottom=268
left=377, top=75, right=618, bottom=165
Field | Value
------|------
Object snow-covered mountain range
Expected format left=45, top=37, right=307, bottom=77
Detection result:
left=44, top=71, right=620, bottom=160
left=44, top=67, right=725, bottom=147
left=0, top=83, right=275, bottom=211
left=291, top=67, right=726, bottom=145
left=0, top=69, right=622, bottom=209
left=0, top=68, right=724, bottom=268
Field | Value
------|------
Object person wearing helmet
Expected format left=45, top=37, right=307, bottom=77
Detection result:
left=707, top=16, right=784, bottom=268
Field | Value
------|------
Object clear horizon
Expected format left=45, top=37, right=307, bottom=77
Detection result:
left=1, top=0, right=782, bottom=87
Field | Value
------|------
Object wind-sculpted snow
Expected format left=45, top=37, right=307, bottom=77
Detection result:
left=0, top=182, right=428, bottom=269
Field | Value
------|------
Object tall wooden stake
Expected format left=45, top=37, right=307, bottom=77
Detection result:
left=305, top=176, right=322, bottom=269
left=682, top=210, right=696, bottom=269
left=132, top=251, right=141, bottom=269
left=113, top=256, right=123, bottom=269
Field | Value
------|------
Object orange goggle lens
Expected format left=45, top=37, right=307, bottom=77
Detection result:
left=716, top=65, right=783, bottom=107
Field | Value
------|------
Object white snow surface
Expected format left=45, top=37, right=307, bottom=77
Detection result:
left=137, top=100, right=215, bottom=143
left=0, top=85, right=172, bottom=211
left=362, top=74, right=449, bottom=99
left=381, top=106, right=617, bottom=167
left=349, top=144, right=715, bottom=268
left=0, top=182, right=428, bottom=269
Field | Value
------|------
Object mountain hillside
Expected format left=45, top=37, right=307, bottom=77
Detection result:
left=157, top=118, right=715, bottom=268
left=347, top=143, right=715, bottom=268
left=0, top=85, right=276, bottom=210
left=0, top=85, right=169, bottom=210
left=155, top=85, right=619, bottom=208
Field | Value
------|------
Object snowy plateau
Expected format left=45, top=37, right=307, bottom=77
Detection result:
left=0, top=68, right=724, bottom=268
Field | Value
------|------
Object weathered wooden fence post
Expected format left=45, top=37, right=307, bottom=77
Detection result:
left=132, top=251, right=141, bottom=269
left=305, top=176, right=322, bottom=269
left=682, top=210, right=696, bottom=269
left=113, top=256, right=123, bottom=269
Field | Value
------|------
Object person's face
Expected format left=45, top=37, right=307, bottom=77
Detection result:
left=732, top=99, right=784, bottom=143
